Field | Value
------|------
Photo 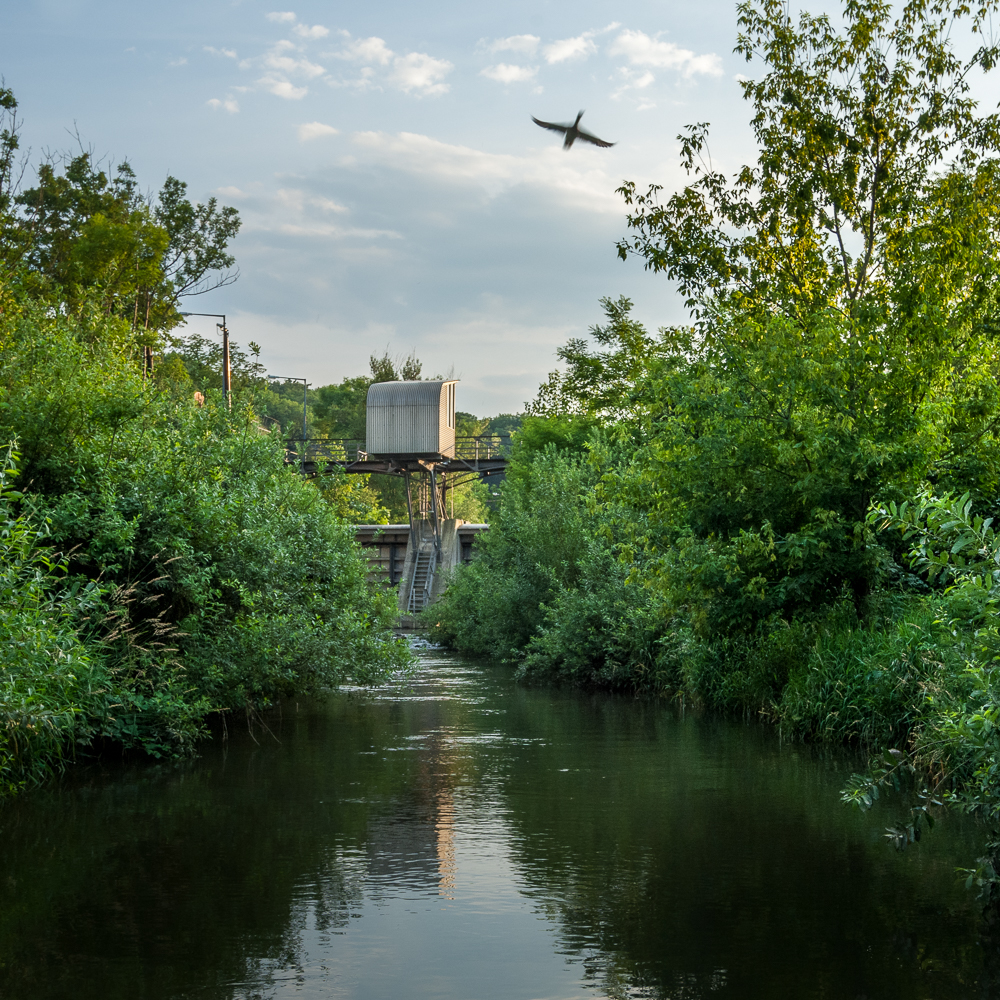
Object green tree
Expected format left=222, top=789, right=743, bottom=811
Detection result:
left=15, top=150, right=240, bottom=331
left=606, top=0, right=1000, bottom=616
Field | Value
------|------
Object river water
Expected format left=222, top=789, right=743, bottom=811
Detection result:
left=0, top=651, right=994, bottom=999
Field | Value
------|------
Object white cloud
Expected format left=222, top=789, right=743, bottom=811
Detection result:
left=389, top=53, right=452, bottom=95
left=609, top=29, right=723, bottom=77
left=264, top=52, right=326, bottom=78
left=487, top=34, right=539, bottom=54
left=313, top=196, right=349, bottom=213
left=207, top=97, right=240, bottom=113
left=274, top=188, right=350, bottom=216
left=294, top=23, right=329, bottom=39
left=273, top=222, right=399, bottom=239
left=169, top=57, right=188, bottom=67
left=259, top=74, right=308, bottom=99
left=330, top=33, right=451, bottom=94
left=216, top=186, right=247, bottom=198
left=205, top=46, right=238, bottom=58
left=327, top=66, right=379, bottom=91
left=543, top=33, right=597, bottom=64
left=298, top=121, right=340, bottom=141
left=339, top=36, right=394, bottom=65
left=481, top=63, right=537, bottom=84
left=351, top=131, right=620, bottom=211
left=267, top=11, right=296, bottom=22
left=243, top=191, right=400, bottom=238
left=612, top=66, right=656, bottom=98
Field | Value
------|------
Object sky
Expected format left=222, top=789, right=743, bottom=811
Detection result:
left=3, top=0, right=761, bottom=415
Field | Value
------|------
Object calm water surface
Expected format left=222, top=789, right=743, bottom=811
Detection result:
left=0, top=652, right=994, bottom=999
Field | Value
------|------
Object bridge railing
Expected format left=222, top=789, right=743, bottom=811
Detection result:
left=452, top=435, right=513, bottom=460
left=285, top=439, right=366, bottom=465
left=284, top=435, right=513, bottom=465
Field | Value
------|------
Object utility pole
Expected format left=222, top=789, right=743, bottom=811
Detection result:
left=179, top=312, right=230, bottom=406
left=271, top=376, right=309, bottom=473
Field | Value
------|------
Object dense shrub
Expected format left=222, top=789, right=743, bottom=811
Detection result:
left=0, top=301, right=409, bottom=794
left=431, top=445, right=594, bottom=658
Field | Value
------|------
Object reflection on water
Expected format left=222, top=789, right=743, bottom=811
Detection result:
left=0, top=653, right=993, bottom=999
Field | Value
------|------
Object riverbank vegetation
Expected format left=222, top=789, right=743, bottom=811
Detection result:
left=434, top=0, right=1000, bottom=858
left=0, top=90, right=409, bottom=797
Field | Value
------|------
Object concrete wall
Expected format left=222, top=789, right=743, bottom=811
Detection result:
left=354, top=525, right=411, bottom=586
left=355, top=520, right=489, bottom=614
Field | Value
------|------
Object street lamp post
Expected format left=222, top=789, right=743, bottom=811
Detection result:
left=270, top=376, right=309, bottom=473
left=178, top=312, right=230, bottom=403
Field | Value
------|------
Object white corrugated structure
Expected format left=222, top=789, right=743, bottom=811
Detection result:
left=366, top=380, right=457, bottom=457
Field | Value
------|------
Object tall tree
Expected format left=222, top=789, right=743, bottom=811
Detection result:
left=14, top=144, right=240, bottom=331
left=600, top=0, right=1000, bottom=619
left=617, top=0, right=1000, bottom=325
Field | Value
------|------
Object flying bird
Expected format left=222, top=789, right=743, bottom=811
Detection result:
left=531, top=111, right=615, bottom=149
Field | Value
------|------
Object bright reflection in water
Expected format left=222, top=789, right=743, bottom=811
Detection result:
left=0, top=653, right=994, bottom=998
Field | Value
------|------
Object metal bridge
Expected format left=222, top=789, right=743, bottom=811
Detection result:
left=285, top=434, right=508, bottom=618
left=281, top=379, right=510, bottom=619
left=284, top=434, right=511, bottom=484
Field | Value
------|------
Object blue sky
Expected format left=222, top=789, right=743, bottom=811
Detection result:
left=4, top=0, right=758, bottom=415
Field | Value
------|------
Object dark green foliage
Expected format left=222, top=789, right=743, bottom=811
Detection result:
left=487, top=412, right=523, bottom=437
left=518, top=540, right=685, bottom=693
left=15, top=154, right=240, bottom=331
left=0, top=127, right=407, bottom=794
left=433, top=0, right=1000, bottom=877
left=311, top=376, right=369, bottom=439
left=432, top=446, right=593, bottom=658
left=0, top=300, right=408, bottom=784
left=0, top=449, right=107, bottom=795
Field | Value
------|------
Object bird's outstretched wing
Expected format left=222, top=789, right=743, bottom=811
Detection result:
left=576, top=127, right=615, bottom=148
left=531, top=116, right=569, bottom=134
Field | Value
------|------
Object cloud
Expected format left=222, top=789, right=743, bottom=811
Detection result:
left=338, top=36, right=394, bottom=65
left=389, top=53, right=452, bottom=95
left=294, top=23, right=329, bottom=39
left=264, top=52, right=326, bottom=78
left=350, top=131, right=620, bottom=211
left=313, top=196, right=349, bottom=213
left=543, top=33, right=597, bottom=64
left=207, top=97, right=240, bottom=113
left=266, top=11, right=296, bottom=22
left=487, top=34, right=539, bottom=54
left=329, top=33, right=451, bottom=94
left=481, top=63, right=537, bottom=84
left=298, top=121, right=340, bottom=141
left=609, top=29, right=723, bottom=77
left=327, top=66, right=379, bottom=91
left=273, top=188, right=351, bottom=218
left=205, top=45, right=238, bottom=58
left=258, top=74, right=308, bottom=99
left=612, top=66, right=656, bottom=98
left=169, top=57, right=187, bottom=67
left=210, top=185, right=380, bottom=240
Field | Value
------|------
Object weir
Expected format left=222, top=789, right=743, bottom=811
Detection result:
left=287, top=379, right=507, bottom=611
left=354, top=520, right=490, bottom=612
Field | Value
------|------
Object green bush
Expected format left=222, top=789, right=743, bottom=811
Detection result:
left=431, top=444, right=593, bottom=658
left=0, top=449, right=107, bottom=793
left=0, top=300, right=409, bottom=794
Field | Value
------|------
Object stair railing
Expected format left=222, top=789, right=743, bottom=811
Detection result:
left=421, top=547, right=437, bottom=610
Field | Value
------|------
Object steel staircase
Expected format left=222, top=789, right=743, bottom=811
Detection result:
left=407, top=542, right=437, bottom=612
